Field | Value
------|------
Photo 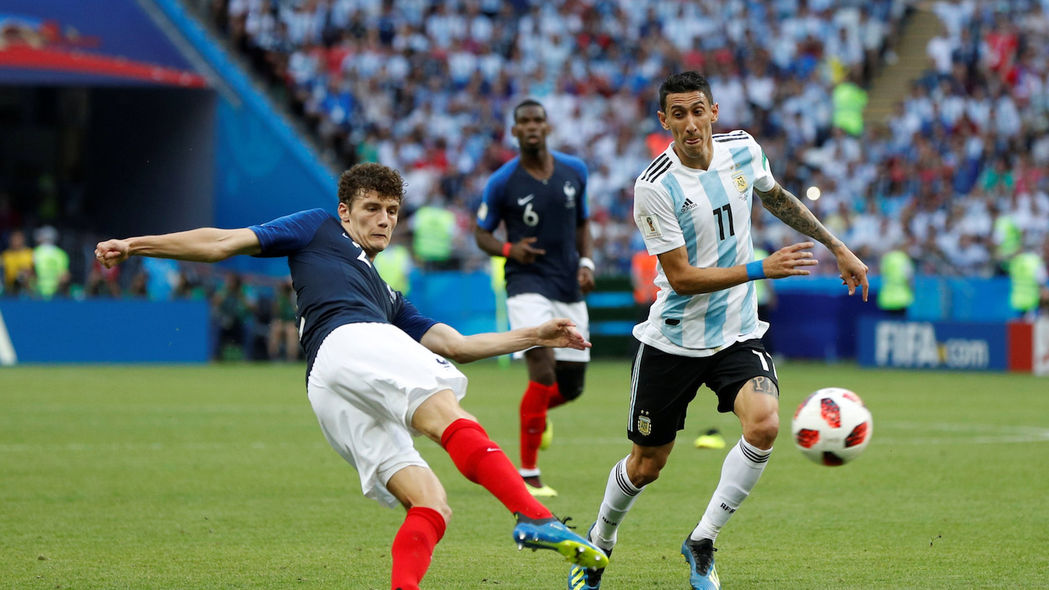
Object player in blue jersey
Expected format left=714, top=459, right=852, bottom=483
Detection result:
left=567, top=72, right=869, bottom=590
left=474, top=99, right=595, bottom=498
left=93, top=163, right=608, bottom=590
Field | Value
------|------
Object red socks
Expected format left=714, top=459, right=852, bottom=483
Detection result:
left=391, top=506, right=446, bottom=590
left=546, top=387, right=567, bottom=410
left=440, top=418, right=550, bottom=520
left=519, top=381, right=559, bottom=470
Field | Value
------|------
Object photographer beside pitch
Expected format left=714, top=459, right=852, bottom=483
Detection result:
left=94, top=163, right=607, bottom=590
left=568, top=72, right=868, bottom=590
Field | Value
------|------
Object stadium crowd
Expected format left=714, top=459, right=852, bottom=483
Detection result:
left=2, top=0, right=1049, bottom=349
left=201, top=0, right=1049, bottom=278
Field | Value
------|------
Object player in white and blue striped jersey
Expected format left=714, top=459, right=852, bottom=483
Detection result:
left=569, top=72, right=869, bottom=590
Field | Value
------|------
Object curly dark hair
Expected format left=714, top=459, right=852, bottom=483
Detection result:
left=658, top=71, right=714, bottom=112
left=337, top=163, right=405, bottom=208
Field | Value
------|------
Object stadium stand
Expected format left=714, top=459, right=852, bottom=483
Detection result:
left=184, top=0, right=1048, bottom=281
left=1, top=0, right=1048, bottom=358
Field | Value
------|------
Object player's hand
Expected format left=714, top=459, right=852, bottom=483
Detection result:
left=833, top=245, right=869, bottom=301
left=578, top=266, right=595, bottom=295
left=94, top=239, right=131, bottom=269
left=761, top=242, right=818, bottom=279
left=509, top=237, right=545, bottom=264
left=535, top=318, right=592, bottom=350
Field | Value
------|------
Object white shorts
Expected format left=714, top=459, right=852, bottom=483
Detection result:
left=506, top=292, right=590, bottom=362
left=306, top=323, right=468, bottom=508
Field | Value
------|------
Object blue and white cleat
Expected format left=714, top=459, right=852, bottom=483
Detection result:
left=513, top=514, right=609, bottom=570
left=681, top=537, right=720, bottom=590
left=567, top=524, right=611, bottom=589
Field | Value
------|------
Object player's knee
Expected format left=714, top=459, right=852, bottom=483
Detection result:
left=627, top=453, right=666, bottom=487
left=407, top=500, right=452, bottom=523
left=555, top=363, right=586, bottom=402
left=743, top=414, right=779, bottom=450
left=432, top=502, right=453, bottom=523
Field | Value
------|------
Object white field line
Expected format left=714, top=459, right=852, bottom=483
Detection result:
left=2, top=423, right=1047, bottom=454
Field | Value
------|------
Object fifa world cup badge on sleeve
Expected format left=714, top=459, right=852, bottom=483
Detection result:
left=640, top=215, right=662, bottom=239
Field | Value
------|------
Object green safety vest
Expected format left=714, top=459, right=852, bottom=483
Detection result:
left=1009, top=252, right=1043, bottom=312
left=33, top=244, right=68, bottom=298
left=374, top=244, right=412, bottom=295
left=413, top=206, right=454, bottom=262
left=877, top=250, right=913, bottom=311
left=994, top=216, right=1022, bottom=260
left=832, top=82, right=867, bottom=136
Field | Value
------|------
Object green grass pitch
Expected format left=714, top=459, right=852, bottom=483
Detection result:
left=2, top=360, right=1047, bottom=589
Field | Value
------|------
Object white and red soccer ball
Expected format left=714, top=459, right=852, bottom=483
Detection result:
left=791, top=387, right=872, bottom=466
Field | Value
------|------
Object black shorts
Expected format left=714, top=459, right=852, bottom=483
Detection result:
left=627, top=339, right=778, bottom=447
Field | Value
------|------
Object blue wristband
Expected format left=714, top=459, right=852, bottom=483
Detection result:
left=746, top=260, right=765, bottom=280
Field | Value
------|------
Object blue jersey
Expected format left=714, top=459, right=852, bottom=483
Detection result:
left=249, top=209, right=437, bottom=377
left=476, top=151, right=589, bottom=302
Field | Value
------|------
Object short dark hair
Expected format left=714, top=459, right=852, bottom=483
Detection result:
left=658, top=71, right=714, bottom=112
left=337, top=163, right=405, bottom=207
left=513, top=98, right=546, bottom=123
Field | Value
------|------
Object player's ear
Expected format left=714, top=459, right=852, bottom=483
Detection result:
left=657, top=111, right=669, bottom=130
left=337, top=201, right=350, bottom=222
left=710, top=103, right=719, bottom=124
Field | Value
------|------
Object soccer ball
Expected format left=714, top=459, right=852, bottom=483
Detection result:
left=791, top=387, right=872, bottom=466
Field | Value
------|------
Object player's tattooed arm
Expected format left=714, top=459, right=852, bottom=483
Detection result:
left=754, top=183, right=842, bottom=251
left=748, top=376, right=779, bottom=399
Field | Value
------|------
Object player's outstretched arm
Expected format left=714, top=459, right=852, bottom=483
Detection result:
left=95, top=228, right=262, bottom=268
left=419, top=319, right=591, bottom=364
left=754, top=183, right=841, bottom=248
left=754, top=182, right=869, bottom=300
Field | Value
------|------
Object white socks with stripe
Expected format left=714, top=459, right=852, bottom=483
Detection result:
left=592, top=456, right=642, bottom=550
left=691, top=437, right=772, bottom=542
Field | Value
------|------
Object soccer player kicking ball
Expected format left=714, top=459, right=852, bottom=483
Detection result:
left=94, top=163, right=607, bottom=590
left=568, top=72, right=868, bottom=590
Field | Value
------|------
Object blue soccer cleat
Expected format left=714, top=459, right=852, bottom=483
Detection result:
left=681, top=537, right=720, bottom=590
left=567, top=524, right=611, bottom=589
left=513, top=514, right=609, bottom=570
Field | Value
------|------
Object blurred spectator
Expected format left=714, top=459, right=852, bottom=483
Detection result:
left=1007, top=244, right=1047, bottom=320
left=2, top=229, right=35, bottom=295
left=629, top=247, right=658, bottom=355
left=267, top=279, right=301, bottom=362
left=141, top=257, right=182, bottom=300
left=212, top=273, right=253, bottom=361
left=32, top=226, right=70, bottom=299
left=831, top=67, right=868, bottom=136
left=84, top=259, right=122, bottom=298
left=877, top=245, right=915, bottom=317
left=411, top=198, right=457, bottom=270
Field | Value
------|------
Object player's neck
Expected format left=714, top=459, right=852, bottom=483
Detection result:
left=672, top=142, right=713, bottom=171
left=519, top=149, right=553, bottom=181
